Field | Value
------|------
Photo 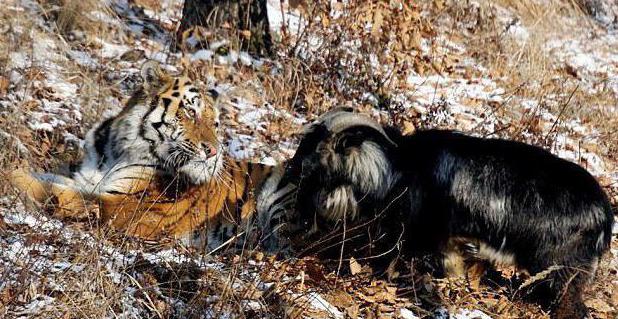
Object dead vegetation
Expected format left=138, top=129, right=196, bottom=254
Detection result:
left=0, top=0, right=616, bottom=318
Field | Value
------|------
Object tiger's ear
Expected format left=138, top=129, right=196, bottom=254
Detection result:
left=140, top=60, right=169, bottom=92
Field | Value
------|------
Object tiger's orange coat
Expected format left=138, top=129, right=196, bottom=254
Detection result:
left=9, top=61, right=282, bottom=247
left=98, top=161, right=276, bottom=240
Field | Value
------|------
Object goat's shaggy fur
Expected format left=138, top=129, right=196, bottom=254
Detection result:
left=272, top=109, right=614, bottom=319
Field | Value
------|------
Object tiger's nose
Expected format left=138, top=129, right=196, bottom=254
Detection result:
left=200, top=143, right=217, bottom=157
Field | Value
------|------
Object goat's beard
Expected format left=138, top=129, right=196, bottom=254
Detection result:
left=312, top=140, right=399, bottom=222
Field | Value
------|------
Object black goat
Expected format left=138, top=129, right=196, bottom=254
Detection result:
left=266, top=108, right=614, bottom=319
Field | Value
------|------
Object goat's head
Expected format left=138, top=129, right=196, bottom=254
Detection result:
left=282, top=108, right=399, bottom=223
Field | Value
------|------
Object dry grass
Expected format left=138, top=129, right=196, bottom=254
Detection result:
left=42, top=0, right=117, bottom=38
left=0, top=0, right=616, bottom=318
left=436, top=0, right=617, bottom=179
left=495, top=0, right=589, bottom=25
left=0, top=0, right=125, bottom=166
left=0, top=3, right=141, bottom=315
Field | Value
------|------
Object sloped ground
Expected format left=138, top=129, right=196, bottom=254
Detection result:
left=0, top=0, right=616, bottom=318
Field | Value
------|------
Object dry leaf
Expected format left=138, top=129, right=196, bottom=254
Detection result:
left=320, top=13, right=330, bottom=28
left=402, top=121, right=415, bottom=136
left=289, top=0, right=305, bottom=9
left=325, top=289, right=357, bottom=318
left=585, top=298, right=614, bottom=313
left=410, top=30, right=422, bottom=51
left=305, top=259, right=327, bottom=283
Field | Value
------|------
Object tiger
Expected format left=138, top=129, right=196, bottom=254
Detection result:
left=9, top=60, right=295, bottom=250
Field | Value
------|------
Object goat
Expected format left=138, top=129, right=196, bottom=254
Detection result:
left=266, top=108, right=614, bottom=319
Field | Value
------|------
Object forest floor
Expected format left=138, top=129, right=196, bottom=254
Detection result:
left=0, top=0, right=617, bottom=318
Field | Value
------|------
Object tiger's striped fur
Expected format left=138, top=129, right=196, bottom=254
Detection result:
left=10, top=61, right=294, bottom=250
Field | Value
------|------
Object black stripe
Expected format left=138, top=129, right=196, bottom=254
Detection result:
left=247, top=163, right=254, bottom=178
left=234, top=173, right=252, bottom=224
left=161, top=97, right=172, bottom=112
left=145, top=96, right=170, bottom=143
left=207, top=89, right=218, bottom=98
left=148, top=198, right=177, bottom=204
left=213, top=221, right=222, bottom=241
left=139, top=96, right=162, bottom=150
left=106, top=190, right=143, bottom=196
left=151, top=121, right=166, bottom=141
left=93, top=118, right=114, bottom=168
left=153, top=123, right=167, bottom=141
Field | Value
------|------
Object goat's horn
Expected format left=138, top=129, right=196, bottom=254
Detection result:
left=302, top=106, right=355, bottom=134
left=322, top=111, right=396, bottom=146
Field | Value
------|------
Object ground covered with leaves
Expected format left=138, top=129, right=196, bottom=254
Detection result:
left=0, top=0, right=617, bottom=318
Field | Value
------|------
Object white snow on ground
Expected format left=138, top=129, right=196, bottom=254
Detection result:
left=454, top=309, right=494, bottom=319
left=1, top=0, right=616, bottom=318
left=405, top=64, right=613, bottom=183
left=391, top=12, right=618, bottom=196
left=304, top=292, right=345, bottom=319
left=432, top=307, right=494, bottom=319
left=0, top=198, right=289, bottom=318
left=399, top=308, right=421, bottom=319
left=546, top=31, right=618, bottom=97
left=0, top=0, right=309, bottom=316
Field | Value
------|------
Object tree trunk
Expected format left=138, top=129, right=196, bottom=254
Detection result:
left=176, top=0, right=273, bottom=56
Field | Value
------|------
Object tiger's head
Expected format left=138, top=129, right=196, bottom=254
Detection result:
left=139, top=61, right=224, bottom=185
